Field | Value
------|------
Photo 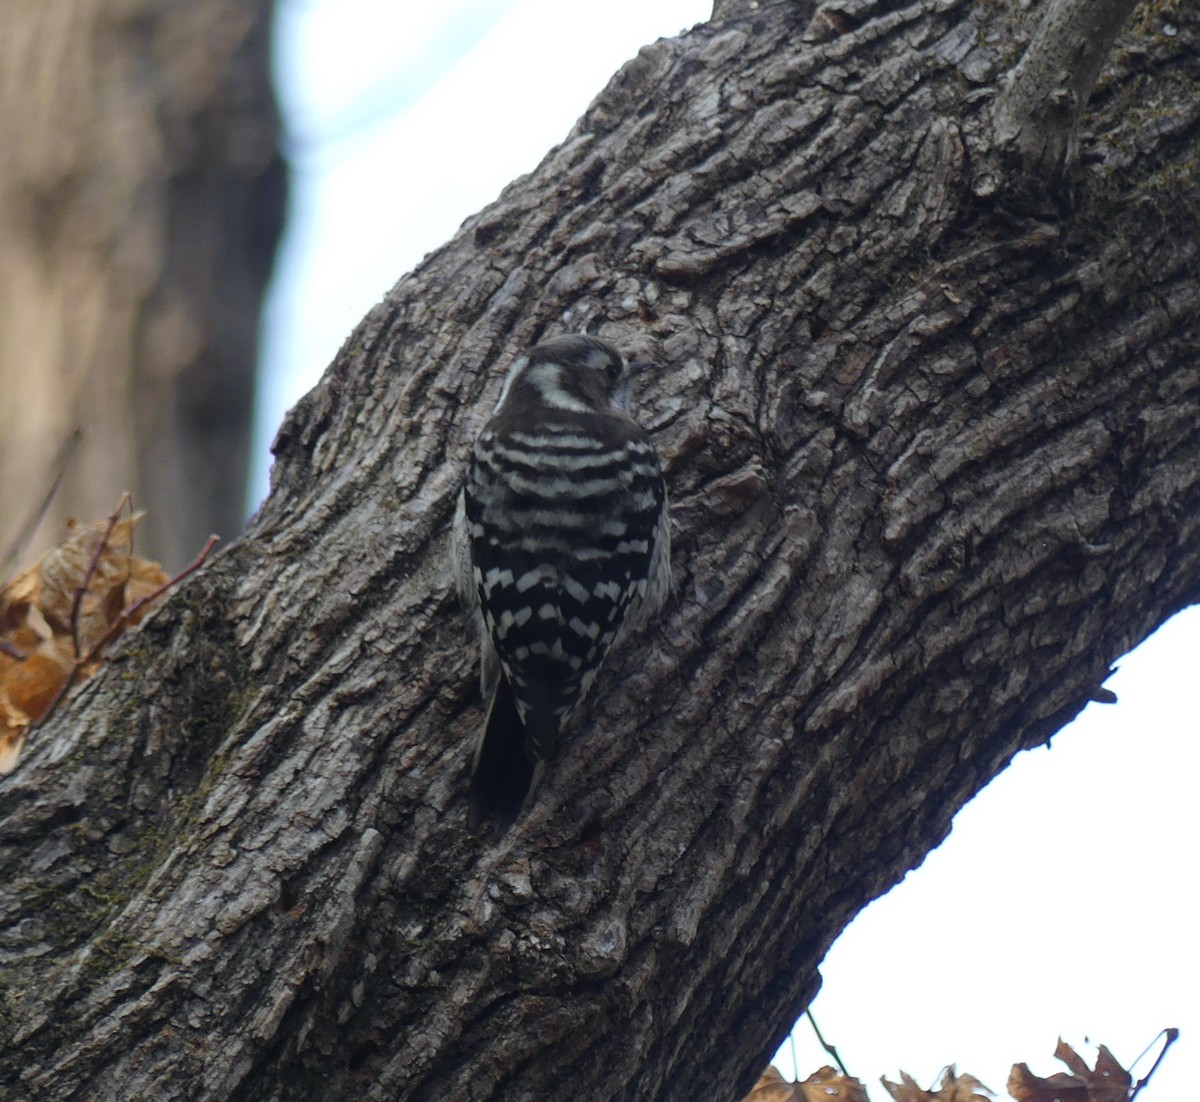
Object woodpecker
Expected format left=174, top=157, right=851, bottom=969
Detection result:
left=451, top=334, right=671, bottom=834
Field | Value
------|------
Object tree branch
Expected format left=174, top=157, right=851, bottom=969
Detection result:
left=993, top=0, right=1141, bottom=180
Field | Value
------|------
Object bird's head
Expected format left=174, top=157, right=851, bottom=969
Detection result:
left=497, top=335, right=640, bottom=414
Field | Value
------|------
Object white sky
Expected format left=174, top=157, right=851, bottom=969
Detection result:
left=262, top=4, right=1196, bottom=1097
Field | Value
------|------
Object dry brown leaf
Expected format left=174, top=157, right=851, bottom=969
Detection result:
left=124, top=553, right=171, bottom=621
left=0, top=564, right=41, bottom=631
left=1008, top=1041, right=1131, bottom=1102
left=799, top=1066, right=872, bottom=1102
left=39, top=515, right=146, bottom=651
left=1008, top=1062, right=1088, bottom=1102
left=940, top=1070, right=992, bottom=1102
left=1057, top=1041, right=1130, bottom=1102
left=883, top=1067, right=993, bottom=1102
left=1, top=639, right=75, bottom=727
left=883, top=1071, right=928, bottom=1102
left=0, top=504, right=176, bottom=774
left=0, top=624, right=64, bottom=729
left=0, top=729, right=25, bottom=773
left=745, top=1065, right=802, bottom=1101
left=743, top=1066, right=870, bottom=1102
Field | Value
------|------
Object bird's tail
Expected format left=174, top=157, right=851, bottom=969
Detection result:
left=468, top=676, right=535, bottom=837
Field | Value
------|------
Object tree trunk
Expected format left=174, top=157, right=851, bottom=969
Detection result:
left=2, top=1, right=1197, bottom=1100
left=0, top=0, right=284, bottom=570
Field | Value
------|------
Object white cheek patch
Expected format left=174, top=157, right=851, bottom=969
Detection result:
left=493, top=355, right=530, bottom=410
left=526, top=363, right=590, bottom=412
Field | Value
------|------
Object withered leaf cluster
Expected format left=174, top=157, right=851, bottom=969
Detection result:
left=0, top=513, right=168, bottom=772
left=745, top=1064, right=871, bottom=1102
left=747, top=1039, right=1150, bottom=1102
left=882, top=1067, right=994, bottom=1102
left=1008, top=1040, right=1132, bottom=1102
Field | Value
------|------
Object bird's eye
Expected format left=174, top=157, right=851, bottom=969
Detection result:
left=606, top=358, right=623, bottom=382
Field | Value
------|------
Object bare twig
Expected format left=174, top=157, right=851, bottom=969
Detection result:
left=2, top=425, right=84, bottom=575
left=81, top=534, right=219, bottom=666
left=992, top=0, right=1140, bottom=180
left=69, top=492, right=132, bottom=660
left=28, top=532, right=220, bottom=739
left=1128, top=1028, right=1178, bottom=1101
left=805, top=1009, right=850, bottom=1077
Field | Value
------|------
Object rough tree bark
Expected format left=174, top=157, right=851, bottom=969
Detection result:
left=0, top=0, right=284, bottom=568
left=2, top=1, right=1197, bottom=1100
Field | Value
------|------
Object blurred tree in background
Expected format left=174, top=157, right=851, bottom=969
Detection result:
left=0, top=0, right=284, bottom=569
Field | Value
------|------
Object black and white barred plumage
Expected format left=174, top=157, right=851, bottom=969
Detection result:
left=452, top=335, right=670, bottom=834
